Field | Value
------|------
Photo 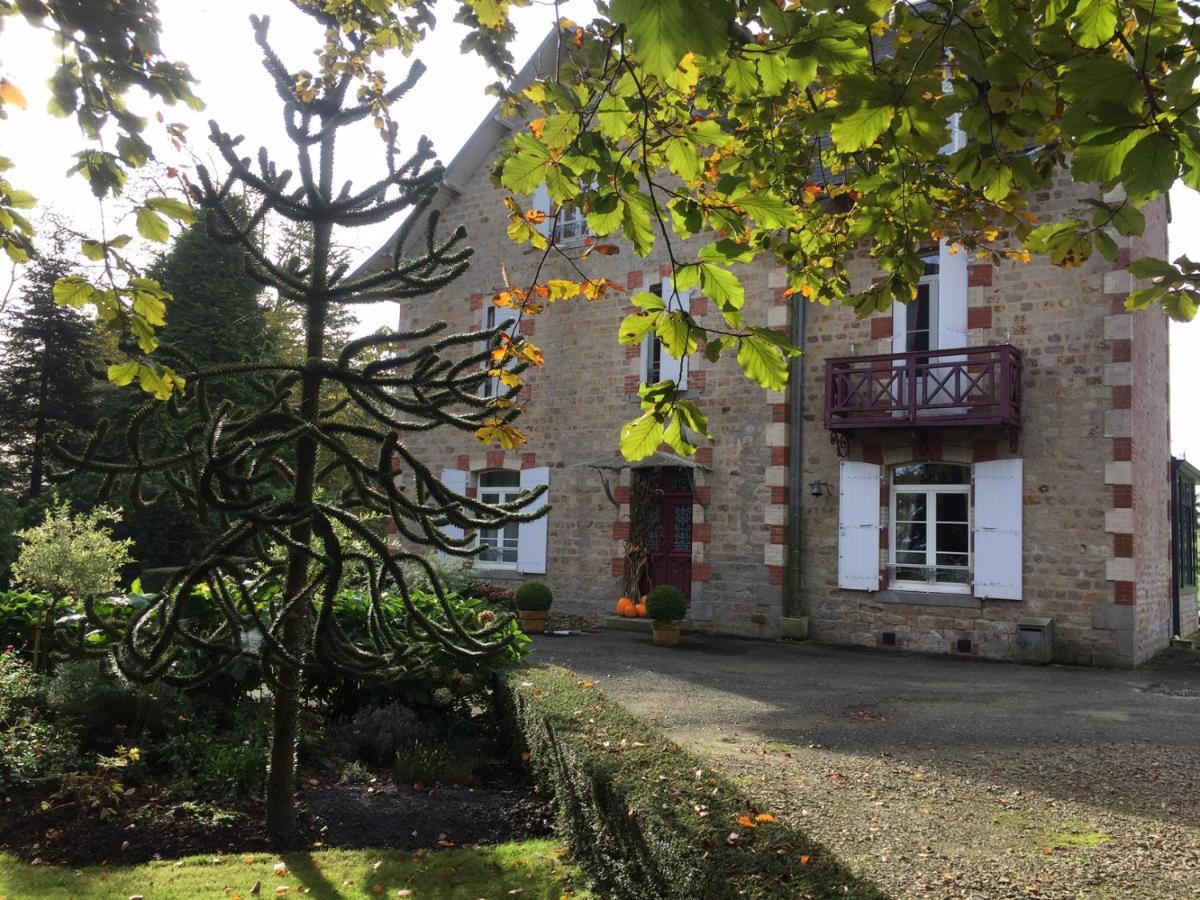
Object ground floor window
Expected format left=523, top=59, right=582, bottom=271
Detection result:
left=477, top=469, right=521, bottom=567
left=889, top=462, right=970, bottom=592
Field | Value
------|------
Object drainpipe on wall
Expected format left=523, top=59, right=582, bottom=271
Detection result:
left=781, top=292, right=809, bottom=640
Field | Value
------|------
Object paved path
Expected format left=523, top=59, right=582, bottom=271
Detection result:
left=531, top=631, right=1200, bottom=898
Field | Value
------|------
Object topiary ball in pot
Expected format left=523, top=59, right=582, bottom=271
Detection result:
left=646, top=585, right=686, bottom=647
left=514, top=580, right=553, bottom=634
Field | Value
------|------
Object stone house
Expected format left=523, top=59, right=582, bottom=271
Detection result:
left=364, top=40, right=1189, bottom=667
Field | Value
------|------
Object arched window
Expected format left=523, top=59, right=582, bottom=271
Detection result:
left=477, top=469, right=521, bottom=567
left=890, top=463, right=971, bottom=592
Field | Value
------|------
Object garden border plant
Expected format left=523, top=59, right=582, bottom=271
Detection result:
left=646, top=585, right=686, bottom=648
left=498, top=665, right=886, bottom=900
left=514, top=580, right=553, bottom=635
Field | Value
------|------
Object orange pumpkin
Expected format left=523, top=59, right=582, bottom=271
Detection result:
left=623, top=602, right=641, bottom=618
left=616, top=597, right=634, bottom=616
left=634, top=602, right=648, bottom=618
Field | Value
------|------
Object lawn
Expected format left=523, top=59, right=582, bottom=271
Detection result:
left=0, top=840, right=591, bottom=899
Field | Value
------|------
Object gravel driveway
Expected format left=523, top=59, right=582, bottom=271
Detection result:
left=531, top=631, right=1200, bottom=899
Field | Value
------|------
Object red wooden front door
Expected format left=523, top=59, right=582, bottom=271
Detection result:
left=645, top=467, right=693, bottom=601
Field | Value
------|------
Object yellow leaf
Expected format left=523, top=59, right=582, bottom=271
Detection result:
left=0, top=78, right=27, bottom=110
left=530, top=117, right=547, bottom=139
left=755, top=813, right=776, bottom=823
left=546, top=279, right=581, bottom=301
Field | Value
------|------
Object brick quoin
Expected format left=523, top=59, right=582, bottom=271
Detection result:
left=1111, top=296, right=1130, bottom=315
left=691, top=562, right=711, bottom=583
left=627, top=270, right=643, bottom=290
left=614, top=484, right=630, bottom=504
left=1117, top=246, right=1131, bottom=268
left=692, top=522, right=712, bottom=543
left=660, top=263, right=673, bottom=278
left=466, top=486, right=478, bottom=499
left=769, top=524, right=786, bottom=545
left=870, top=317, right=893, bottom=340
left=1112, top=437, right=1133, bottom=461
left=695, top=485, right=712, bottom=506
left=694, top=447, right=713, bottom=467
left=1114, top=533, right=1134, bottom=557
left=1111, top=385, right=1131, bottom=409
left=469, top=293, right=483, bottom=311
left=774, top=286, right=790, bottom=305
left=1113, top=484, right=1133, bottom=508
left=486, top=449, right=505, bottom=469
left=624, top=374, right=640, bottom=393
left=624, top=344, right=641, bottom=359
left=770, top=486, right=788, bottom=505
left=1110, top=338, right=1132, bottom=363
left=689, top=370, right=707, bottom=391
left=457, top=454, right=470, bottom=471
left=770, top=445, right=787, bottom=466
left=968, top=264, right=993, bottom=287
left=768, top=565, right=785, bottom=586
left=973, top=440, right=998, bottom=463
left=690, top=296, right=709, bottom=316
left=967, top=306, right=993, bottom=329
left=521, top=452, right=537, bottom=469
left=612, top=520, right=630, bottom=541
left=1114, top=581, right=1136, bottom=605
left=771, top=403, right=788, bottom=423
left=611, top=558, right=624, bottom=578
left=519, top=318, right=535, bottom=336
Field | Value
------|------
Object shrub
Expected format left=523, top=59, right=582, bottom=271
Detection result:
left=499, top=667, right=884, bottom=899
left=515, top=581, right=553, bottom=611
left=334, top=701, right=429, bottom=766
left=11, top=502, right=133, bottom=602
left=645, top=586, right=686, bottom=622
left=0, top=492, right=20, bottom=587
left=0, top=647, right=80, bottom=790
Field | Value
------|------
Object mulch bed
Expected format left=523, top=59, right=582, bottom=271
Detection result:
left=0, top=763, right=552, bottom=866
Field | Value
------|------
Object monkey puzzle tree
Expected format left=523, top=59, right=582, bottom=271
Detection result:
left=49, top=10, right=544, bottom=843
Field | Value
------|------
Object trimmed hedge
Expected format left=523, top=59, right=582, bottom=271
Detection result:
left=515, top=580, right=553, bottom=611
left=499, top=666, right=885, bottom=899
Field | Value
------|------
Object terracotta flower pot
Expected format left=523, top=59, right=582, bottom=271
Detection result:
left=651, top=619, right=682, bottom=647
left=518, top=609, right=550, bottom=634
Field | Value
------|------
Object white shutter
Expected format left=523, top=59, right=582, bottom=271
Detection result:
left=937, top=239, right=968, bottom=351
left=838, top=461, right=881, bottom=591
left=531, top=183, right=552, bottom=239
left=517, top=466, right=549, bottom=574
left=973, top=458, right=1023, bottom=601
left=658, top=278, right=691, bottom=389
left=438, top=468, right=469, bottom=554
left=892, top=301, right=908, bottom=355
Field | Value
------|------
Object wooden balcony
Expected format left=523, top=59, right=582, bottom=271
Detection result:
left=824, top=345, right=1023, bottom=452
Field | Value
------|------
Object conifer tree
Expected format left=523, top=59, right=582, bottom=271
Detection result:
left=51, top=11, right=543, bottom=843
left=0, top=238, right=96, bottom=501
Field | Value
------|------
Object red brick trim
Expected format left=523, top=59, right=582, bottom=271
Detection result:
left=1111, top=385, right=1131, bottom=409
left=690, top=296, right=709, bottom=316
left=771, top=403, right=788, bottom=423
left=612, top=520, right=630, bottom=541
left=773, top=286, right=790, bottom=305
left=769, top=524, right=786, bottom=545
left=689, top=369, right=707, bottom=391
left=470, top=293, right=484, bottom=310
left=693, top=522, right=711, bottom=544
left=457, top=455, right=470, bottom=471
left=770, top=446, right=786, bottom=466
left=611, top=557, right=624, bottom=578
left=967, top=264, right=993, bottom=287
left=967, top=306, right=992, bottom=329
left=1114, top=581, right=1135, bottom=605
left=627, top=270, right=644, bottom=290
left=694, top=447, right=713, bottom=467
left=695, top=485, right=712, bottom=506
left=625, top=344, right=641, bottom=359
left=770, top=486, right=788, bottom=505
left=659, top=263, right=673, bottom=278
left=521, top=452, right=537, bottom=469
left=1113, top=484, right=1133, bottom=508
left=691, top=562, right=711, bottom=583
left=870, top=317, right=893, bottom=340
left=624, top=374, right=640, bottom=393
left=614, top=484, right=631, bottom=504
left=1112, top=437, right=1132, bottom=461
left=1110, top=338, right=1132, bottom=363
left=1113, top=533, right=1133, bottom=557
left=519, top=318, right=535, bottom=336
left=486, top=449, right=505, bottom=469
left=767, top=565, right=785, bottom=586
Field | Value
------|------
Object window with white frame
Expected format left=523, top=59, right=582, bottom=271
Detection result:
left=476, top=469, right=522, bottom=567
left=552, top=203, right=589, bottom=245
left=898, top=255, right=940, bottom=353
left=481, top=304, right=519, bottom=398
left=640, top=280, right=691, bottom=389
left=889, top=463, right=971, bottom=592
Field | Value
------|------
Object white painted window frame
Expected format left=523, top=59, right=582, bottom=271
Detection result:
left=888, top=477, right=972, bottom=595
left=474, top=469, right=522, bottom=570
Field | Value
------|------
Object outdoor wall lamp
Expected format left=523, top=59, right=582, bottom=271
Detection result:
left=809, top=480, right=832, bottom=498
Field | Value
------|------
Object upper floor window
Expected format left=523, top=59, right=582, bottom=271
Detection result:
left=482, top=304, right=519, bottom=398
left=640, top=281, right=691, bottom=390
left=889, top=463, right=970, bottom=593
left=553, top=203, right=589, bottom=245
left=899, top=255, right=940, bottom=353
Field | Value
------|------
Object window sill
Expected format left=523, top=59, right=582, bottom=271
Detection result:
left=875, top=589, right=982, bottom=610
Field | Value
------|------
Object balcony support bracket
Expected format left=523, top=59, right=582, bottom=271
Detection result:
left=830, top=430, right=849, bottom=458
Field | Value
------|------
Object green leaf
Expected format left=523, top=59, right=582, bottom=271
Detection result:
left=621, top=195, right=655, bottom=256
left=135, top=207, right=169, bottom=242
left=586, top=193, right=624, bottom=236
left=53, top=275, right=94, bottom=307
left=619, top=311, right=660, bottom=345
left=724, top=56, right=758, bottom=95
left=500, top=133, right=551, bottom=195
left=145, top=196, right=196, bottom=224
left=1094, top=229, right=1119, bottom=262
left=107, top=361, right=141, bottom=386
left=1072, top=130, right=1147, bottom=184
left=1072, top=0, right=1118, bottom=48
left=1163, top=290, right=1200, bottom=322
left=736, top=333, right=789, bottom=391
left=655, top=310, right=698, bottom=358
left=1127, top=256, right=1182, bottom=280
left=631, top=290, right=666, bottom=312
left=620, top=412, right=665, bottom=462
left=1121, top=132, right=1177, bottom=201
left=610, top=0, right=733, bottom=78
left=664, top=136, right=702, bottom=182
left=596, top=96, right=631, bottom=140
left=831, top=103, right=894, bottom=152
left=697, top=263, right=744, bottom=310
left=728, top=191, right=797, bottom=229
left=81, top=240, right=105, bottom=261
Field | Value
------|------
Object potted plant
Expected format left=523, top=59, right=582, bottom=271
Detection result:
left=646, top=585, right=686, bottom=647
left=515, top=581, right=553, bottom=634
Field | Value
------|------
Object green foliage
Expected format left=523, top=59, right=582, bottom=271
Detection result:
left=514, top=580, right=553, bottom=611
left=335, top=701, right=428, bottom=766
left=494, top=1, right=1200, bottom=460
left=646, top=585, right=686, bottom=622
left=11, top=502, right=133, bottom=601
left=0, top=648, right=81, bottom=790
left=500, top=667, right=884, bottom=899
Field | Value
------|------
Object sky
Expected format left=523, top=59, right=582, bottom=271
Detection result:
left=1, top=0, right=1198, bottom=459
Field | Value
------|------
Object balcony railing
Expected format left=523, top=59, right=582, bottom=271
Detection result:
left=824, top=344, right=1023, bottom=439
